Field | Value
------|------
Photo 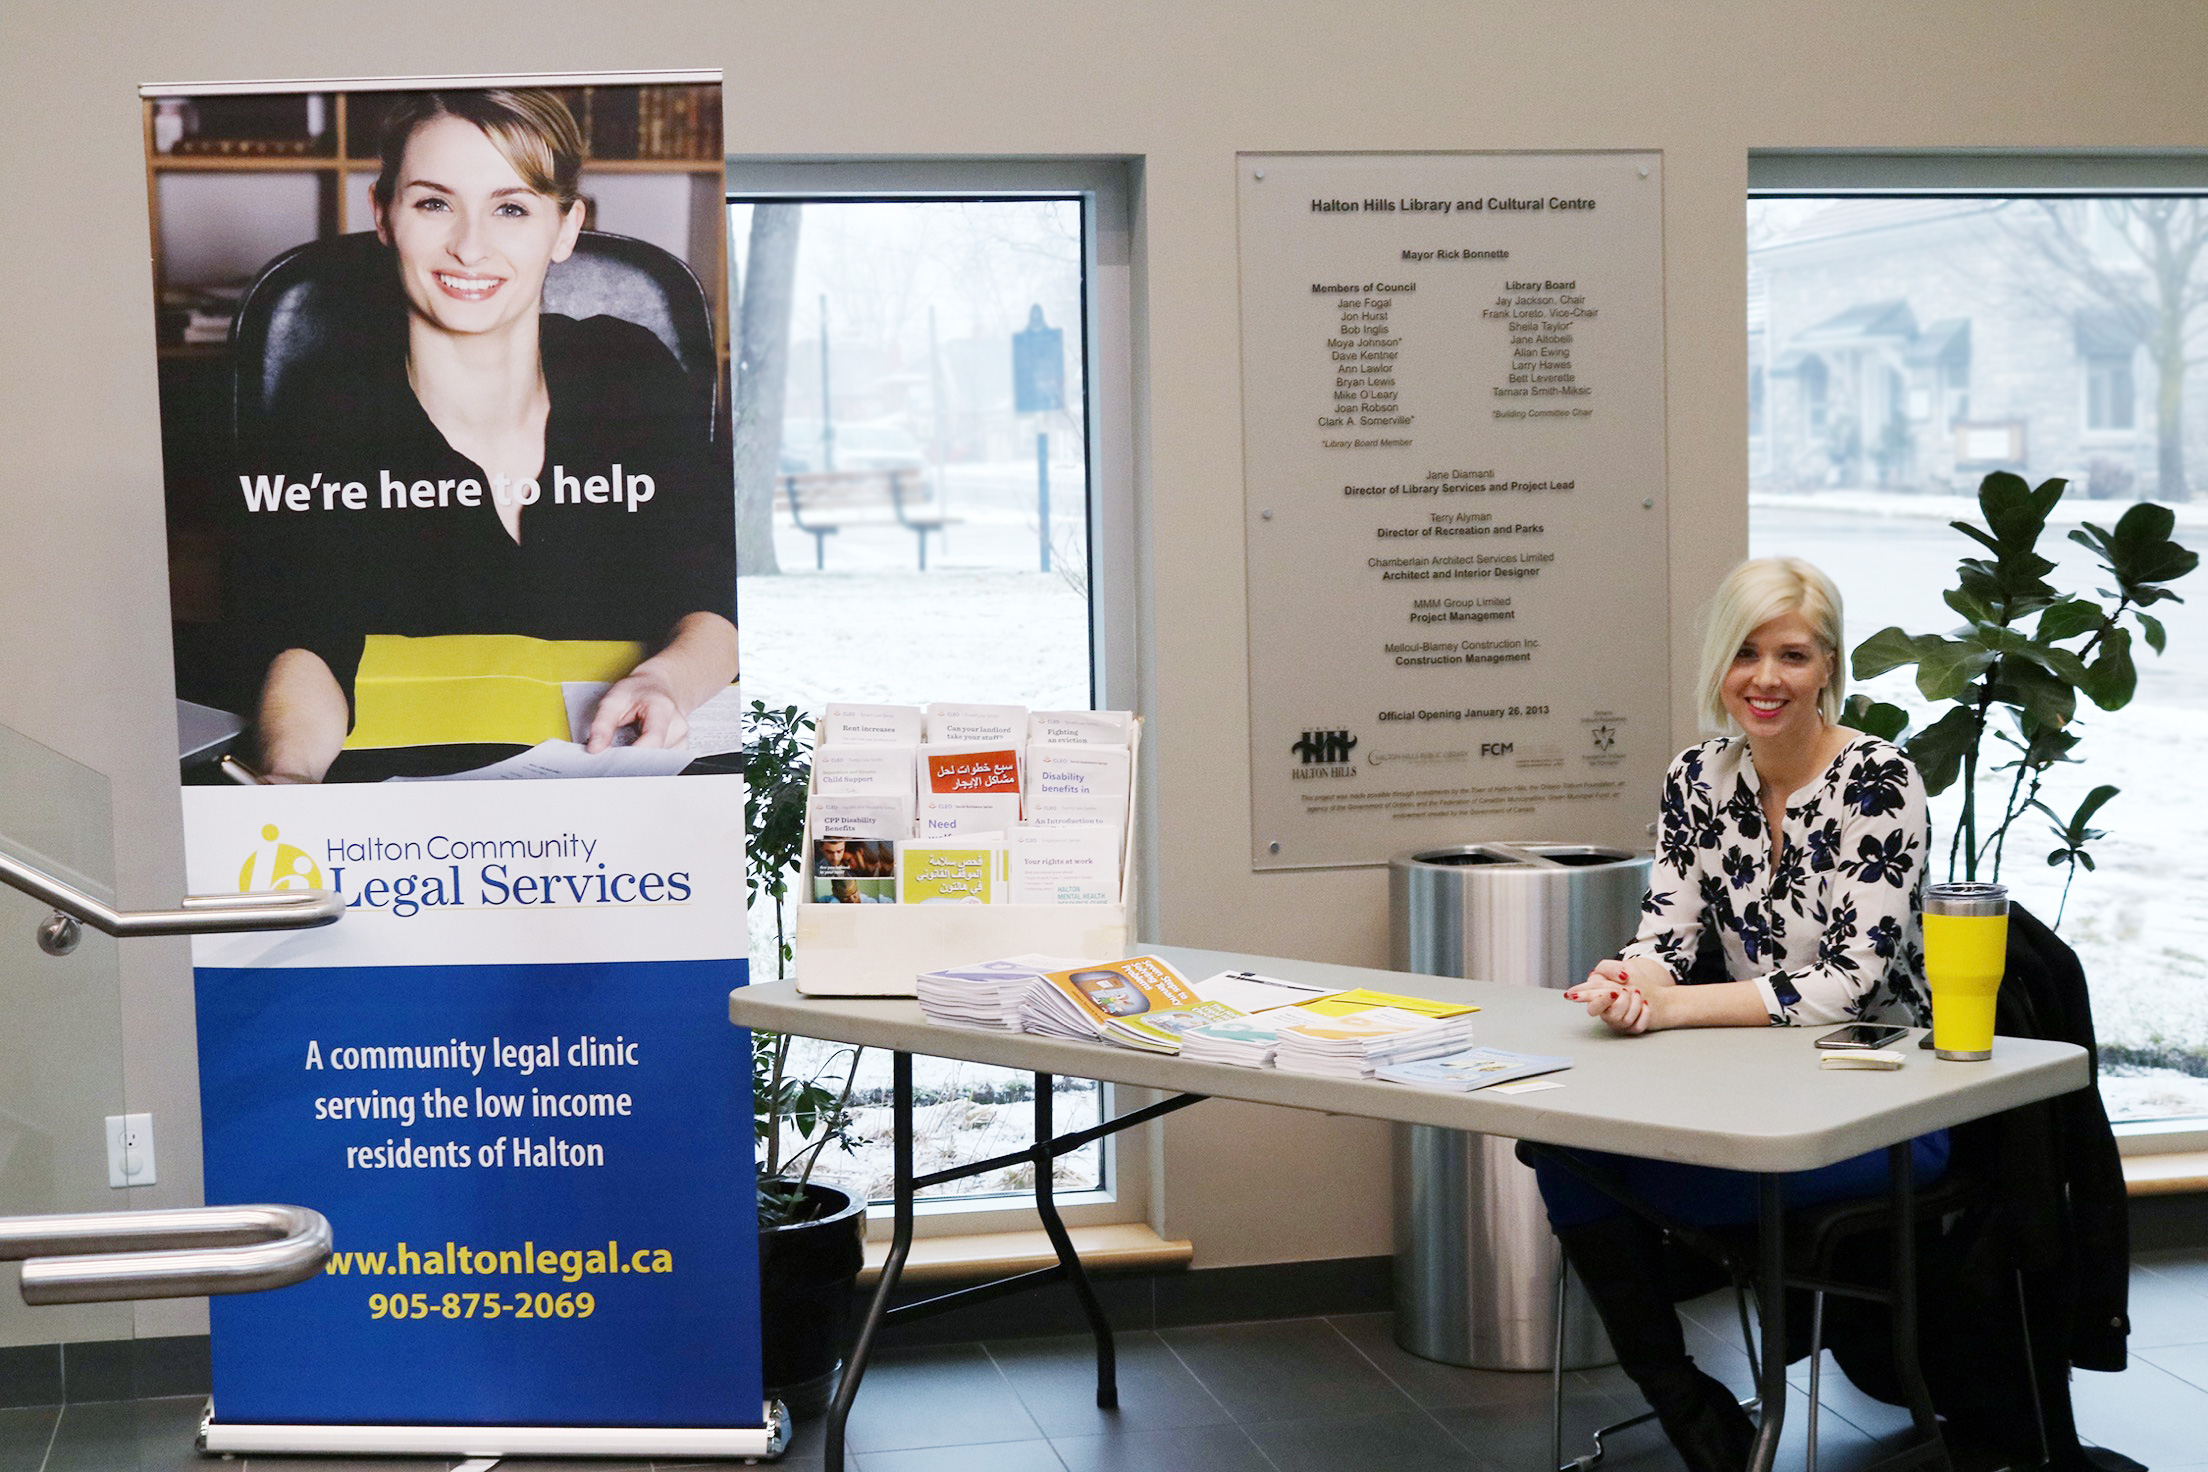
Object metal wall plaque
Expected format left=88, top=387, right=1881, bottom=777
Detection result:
left=1240, top=152, right=1669, bottom=869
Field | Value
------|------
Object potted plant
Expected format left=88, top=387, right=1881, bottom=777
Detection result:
left=1844, top=471, right=2197, bottom=911
left=743, top=702, right=869, bottom=1418
left=1834, top=473, right=2193, bottom=1465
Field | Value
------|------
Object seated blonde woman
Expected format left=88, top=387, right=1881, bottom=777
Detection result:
left=1537, top=556, right=1941, bottom=1472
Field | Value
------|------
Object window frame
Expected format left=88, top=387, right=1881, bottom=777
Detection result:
left=1750, top=149, right=2208, bottom=1156
left=727, top=157, right=1153, bottom=1235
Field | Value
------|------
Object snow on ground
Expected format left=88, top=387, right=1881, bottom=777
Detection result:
left=1752, top=487, right=2208, bottom=531
left=743, top=463, right=1104, bottom=1195
left=768, top=1074, right=1104, bottom=1204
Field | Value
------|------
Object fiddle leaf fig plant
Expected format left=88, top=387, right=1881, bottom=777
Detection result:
left=1840, top=471, right=2197, bottom=918
left=742, top=701, right=865, bottom=1228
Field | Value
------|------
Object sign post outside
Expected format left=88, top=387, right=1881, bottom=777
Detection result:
left=1014, top=305, right=1066, bottom=574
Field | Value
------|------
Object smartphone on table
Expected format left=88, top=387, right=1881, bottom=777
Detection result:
left=1815, top=1023, right=1912, bottom=1050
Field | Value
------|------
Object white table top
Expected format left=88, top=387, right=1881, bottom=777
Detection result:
left=727, top=945, right=2091, bottom=1174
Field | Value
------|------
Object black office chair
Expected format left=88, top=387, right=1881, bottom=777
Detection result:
left=1538, top=902, right=2130, bottom=1472
left=229, top=228, right=720, bottom=448
left=1529, top=1141, right=1978, bottom=1472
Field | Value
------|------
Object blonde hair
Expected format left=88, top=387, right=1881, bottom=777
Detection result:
left=1697, top=557, right=1845, bottom=732
left=372, top=89, right=585, bottom=215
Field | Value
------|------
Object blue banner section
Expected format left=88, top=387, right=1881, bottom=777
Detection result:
left=197, top=956, right=758, bottom=1427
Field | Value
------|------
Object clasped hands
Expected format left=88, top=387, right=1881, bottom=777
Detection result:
left=1563, top=956, right=1678, bottom=1035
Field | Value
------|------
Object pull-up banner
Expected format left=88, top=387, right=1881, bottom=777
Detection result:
left=183, top=781, right=754, bottom=1431
left=143, top=70, right=769, bottom=1457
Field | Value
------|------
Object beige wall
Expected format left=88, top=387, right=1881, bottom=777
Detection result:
left=3, top=3, right=2203, bottom=1330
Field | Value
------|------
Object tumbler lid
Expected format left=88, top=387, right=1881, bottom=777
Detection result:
left=1924, top=881, right=2008, bottom=918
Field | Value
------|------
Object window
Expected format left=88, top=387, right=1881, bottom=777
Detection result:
left=730, top=161, right=1140, bottom=1221
left=1748, top=157, right=2208, bottom=1132
left=2084, top=351, right=2137, bottom=432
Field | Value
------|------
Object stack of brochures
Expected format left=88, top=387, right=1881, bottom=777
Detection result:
left=809, top=702, right=1135, bottom=907
left=1183, top=988, right=1478, bottom=1073
left=1375, top=1047, right=1572, bottom=1091
left=1016, top=955, right=1222, bottom=1052
left=1271, top=989, right=1479, bottom=1079
left=920, top=952, right=1499, bottom=1076
left=908, top=952, right=1329, bottom=1050
left=1178, top=1013, right=1298, bottom=1068
left=916, top=954, right=1093, bottom=1030
left=1010, top=959, right=1342, bottom=1054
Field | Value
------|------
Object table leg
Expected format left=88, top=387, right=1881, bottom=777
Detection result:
left=823, top=1051, right=914, bottom=1472
left=1034, top=1073, right=1118, bottom=1408
left=1886, top=1142, right=1949, bottom=1469
left=1749, top=1174, right=1788, bottom=1472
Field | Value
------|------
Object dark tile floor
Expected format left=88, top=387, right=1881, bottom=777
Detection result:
left=3, top=1246, right=2203, bottom=1471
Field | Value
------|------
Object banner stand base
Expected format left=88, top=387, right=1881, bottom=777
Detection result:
left=199, top=1399, right=791, bottom=1462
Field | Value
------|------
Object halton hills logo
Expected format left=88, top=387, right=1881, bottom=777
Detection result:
left=1292, top=730, right=1358, bottom=764
left=238, top=823, right=324, bottom=892
left=1291, top=729, right=1359, bottom=780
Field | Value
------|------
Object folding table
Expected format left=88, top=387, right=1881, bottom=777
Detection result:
left=729, top=945, right=2089, bottom=1472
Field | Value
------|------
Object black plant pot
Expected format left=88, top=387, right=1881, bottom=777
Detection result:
left=758, top=1180, right=866, bottom=1419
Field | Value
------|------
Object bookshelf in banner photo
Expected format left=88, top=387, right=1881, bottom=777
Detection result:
left=792, top=703, right=1141, bottom=997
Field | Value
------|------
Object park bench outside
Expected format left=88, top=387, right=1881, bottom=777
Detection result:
left=780, top=469, right=958, bottom=570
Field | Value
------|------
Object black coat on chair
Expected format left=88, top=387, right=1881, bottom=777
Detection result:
left=1825, top=902, right=2132, bottom=1470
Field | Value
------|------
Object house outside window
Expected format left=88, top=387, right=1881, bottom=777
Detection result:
left=1749, top=164, right=2208, bottom=1132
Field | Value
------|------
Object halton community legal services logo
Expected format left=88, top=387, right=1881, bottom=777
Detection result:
left=1291, top=729, right=1359, bottom=780
left=238, top=823, right=324, bottom=892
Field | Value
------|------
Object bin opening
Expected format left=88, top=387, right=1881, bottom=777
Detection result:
left=1542, top=852, right=1633, bottom=867
left=1418, top=851, right=1508, bottom=867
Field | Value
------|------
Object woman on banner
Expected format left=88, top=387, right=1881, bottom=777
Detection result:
left=1534, top=557, right=1941, bottom=1472
left=242, top=88, right=737, bottom=782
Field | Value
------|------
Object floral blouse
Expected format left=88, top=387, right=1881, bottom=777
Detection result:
left=1623, top=735, right=1931, bottom=1027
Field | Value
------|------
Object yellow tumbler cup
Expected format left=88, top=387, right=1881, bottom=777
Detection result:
left=1923, top=882, right=2009, bottom=1061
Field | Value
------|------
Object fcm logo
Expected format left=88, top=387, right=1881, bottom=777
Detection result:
left=1480, top=742, right=1515, bottom=758
left=239, top=823, right=324, bottom=892
left=1292, top=730, right=1358, bottom=764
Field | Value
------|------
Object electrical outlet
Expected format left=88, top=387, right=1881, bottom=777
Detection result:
left=105, top=1113, right=155, bottom=1188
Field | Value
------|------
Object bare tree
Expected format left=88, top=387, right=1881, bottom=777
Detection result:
left=734, top=205, right=803, bottom=576
left=2005, top=200, right=2208, bottom=502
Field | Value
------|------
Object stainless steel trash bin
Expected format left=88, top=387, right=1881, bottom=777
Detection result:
left=1389, top=841, right=1651, bottom=1370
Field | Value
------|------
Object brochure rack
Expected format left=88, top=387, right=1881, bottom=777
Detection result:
left=793, top=720, right=1142, bottom=997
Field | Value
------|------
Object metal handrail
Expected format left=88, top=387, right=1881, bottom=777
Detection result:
left=0, top=1204, right=332, bottom=1304
left=0, top=848, right=342, bottom=952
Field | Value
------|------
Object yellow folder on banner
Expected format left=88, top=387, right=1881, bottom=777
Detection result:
left=343, top=634, right=645, bottom=750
